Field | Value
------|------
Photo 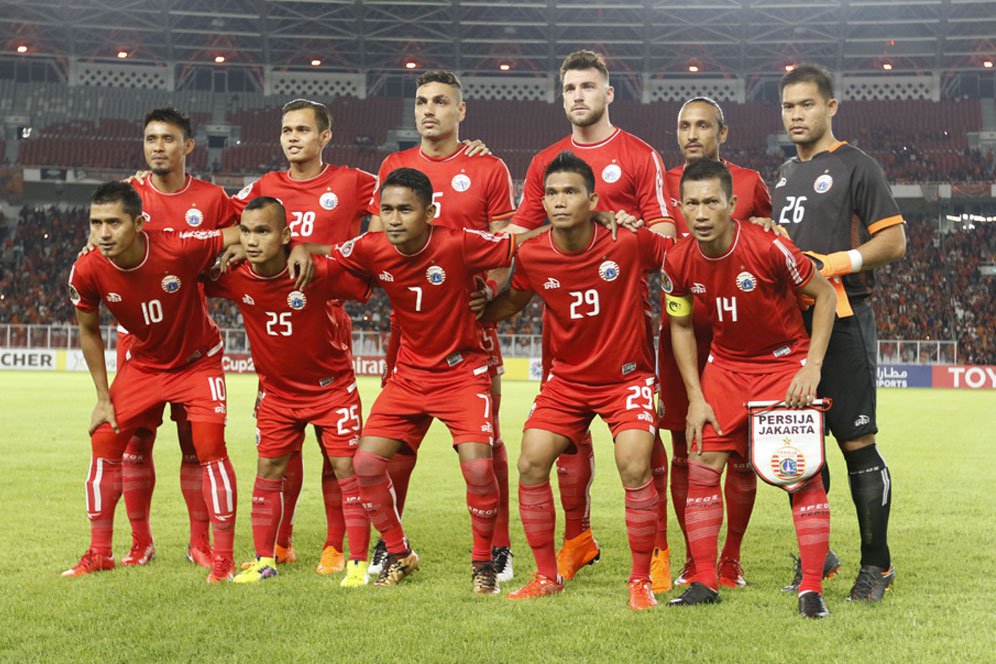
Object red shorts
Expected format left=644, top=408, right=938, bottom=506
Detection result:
left=254, top=382, right=362, bottom=458
left=101, top=352, right=227, bottom=435
left=481, top=323, right=504, bottom=377
left=699, top=361, right=801, bottom=456
left=364, top=369, right=494, bottom=449
left=525, top=373, right=658, bottom=446
left=657, top=307, right=713, bottom=431
left=116, top=330, right=189, bottom=427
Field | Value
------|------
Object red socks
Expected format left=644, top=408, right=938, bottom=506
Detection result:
left=321, top=456, right=346, bottom=550
left=556, top=432, right=594, bottom=539
left=354, top=450, right=408, bottom=555
left=202, top=457, right=237, bottom=558
left=86, top=456, right=122, bottom=557
left=791, top=478, right=831, bottom=594
left=460, top=458, right=500, bottom=562
left=650, top=437, right=669, bottom=550
left=685, top=461, right=724, bottom=590
left=277, top=452, right=303, bottom=549
left=624, top=479, right=659, bottom=582
left=338, top=474, right=370, bottom=561
left=720, top=456, right=757, bottom=562
left=386, top=452, right=417, bottom=517
left=122, top=430, right=156, bottom=545
left=491, top=442, right=511, bottom=548
left=180, top=459, right=211, bottom=548
left=250, top=477, right=283, bottom=558
left=518, top=481, right=558, bottom=580
left=670, top=433, right=691, bottom=556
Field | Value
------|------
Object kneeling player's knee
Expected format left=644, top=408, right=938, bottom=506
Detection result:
left=328, top=455, right=355, bottom=479
left=353, top=449, right=388, bottom=479
left=460, top=457, right=495, bottom=487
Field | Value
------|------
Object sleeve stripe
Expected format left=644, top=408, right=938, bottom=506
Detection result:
left=489, top=210, right=516, bottom=222
left=649, top=151, right=669, bottom=219
left=646, top=216, right=672, bottom=226
left=772, top=238, right=806, bottom=285
left=867, top=215, right=905, bottom=235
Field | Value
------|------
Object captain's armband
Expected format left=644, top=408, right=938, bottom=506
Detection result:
left=664, top=294, right=693, bottom=318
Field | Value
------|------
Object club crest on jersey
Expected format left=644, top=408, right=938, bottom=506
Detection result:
left=319, top=192, right=339, bottom=210
left=660, top=272, right=674, bottom=294
left=736, top=271, right=757, bottom=293
left=242, top=294, right=255, bottom=306
left=106, top=292, right=123, bottom=303
left=161, top=275, right=182, bottom=294
left=770, top=443, right=806, bottom=481
left=236, top=182, right=255, bottom=200
left=184, top=207, right=204, bottom=227
left=451, top=173, right=471, bottom=192
left=339, top=239, right=355, bottom=257
left=598, top=260, right=620, bottom=282
left=543, top=277, right=561, bottom=290
left=813, top=174, right=833, bottom=194
left=287, top=290, right=307, bottom=310
left=601, top=163, right=622, bottom=183
left=426, top=265, right=446, bottom=285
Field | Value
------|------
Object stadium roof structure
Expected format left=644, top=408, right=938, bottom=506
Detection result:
left=2, top=0, right=994, bottom=82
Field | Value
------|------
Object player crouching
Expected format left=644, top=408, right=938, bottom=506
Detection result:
left=202, top=197, right=375, bottom=586
left=482, top=152, right=671, bottom=611
left=662, top=159, right=837, bottom=618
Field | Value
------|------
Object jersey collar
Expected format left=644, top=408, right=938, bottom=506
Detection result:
left=569, top=127, right=621, bottom=150
left=148, top=174, right=193, bottom=196
left=695, top=221, right=741, bottom=262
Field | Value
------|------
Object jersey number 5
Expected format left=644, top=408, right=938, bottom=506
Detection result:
left=778, top=195, right=807, bottom=225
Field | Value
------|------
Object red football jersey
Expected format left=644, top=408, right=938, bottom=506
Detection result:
left=69, top=230, right=225, bottom=371
left=369, top=145, right=515, bottom=231
left=515, top=128, right=675, bottom=230
left=203, top=256, right=372, bottom=399
left=512, top=224, right=672, bottom=384
left=131, top=175, right=238, bottom=232
left=333, top=227, right=516, bottom=376
left=666, top=159, right=772, bottom=237
left=231, top=164, right=377, bottom=246
left=663, top=221, right=814, bottom=371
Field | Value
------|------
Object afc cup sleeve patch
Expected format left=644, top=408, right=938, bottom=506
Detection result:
left=68, top=283, right=81, bottom=306
left=664, top=294, right=693, bottom=318
left=660, top=270, right=674, bottom=294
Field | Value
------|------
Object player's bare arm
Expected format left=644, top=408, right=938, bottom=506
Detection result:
left=667, top=300, right=722, bottom=451
left=367, top=214, right=384, bottom=232
left=76, top=307, right=119, bottom=435
left=479, top=287, right=534, bottom=323
left=785, top=271, right=837, bottom=408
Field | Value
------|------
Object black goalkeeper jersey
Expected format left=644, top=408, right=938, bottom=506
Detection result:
left=773, top=141, right=904, bottom=301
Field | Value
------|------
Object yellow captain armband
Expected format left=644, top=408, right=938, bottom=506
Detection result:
left=664, top=294, right=693, bottom=318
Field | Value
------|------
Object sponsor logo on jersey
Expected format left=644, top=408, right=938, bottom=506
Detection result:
left=638, top=412, right=655, bottom=423
left=543, top=277, right=561, bottom=290
left=319, top=376, right=335, bottom=387
left=598, top=260, right=620, bottom=282
left=735, top=271, right=757, bottom=292
left=69, top=284, right=81, bottom=305
left=185, top=207, right=204, bottom=227
left=106, top=292, right=123, bottom=303
left=480, top=422, right=493, bottom=434
left=214, top=404, right=227, bottom=414
left=771, top=444, right=806, bottom=481
left=451, top=173, right=472, bottom=192
left=661, top=271, right=674, bottom=294
left=236, top=181, right=255, bottom=200
left=242, top=294, right=255, bottom=306
left=854, top=414, right=871, bottom=427
left=601, top=163, right=622, bottom=183
left=319, top=191, right=339, bottom=210
left=426, top=265, right=446, bottom=285
left=773, top=345, right=791, bottom=357
left=621, top=362, right=636, bottom=375
left=339, top=238, right=355, bottom=257
left=287, top=290, right=307, bottom=310
left=691, top=282, right=706, bottom=294
left=813, top=173, right=833, bottom=194
left=161, top=275, right=182, bottom=293
left=775, top=177, right=787, bottom=189
left=378, top=271, right=395, bottom=282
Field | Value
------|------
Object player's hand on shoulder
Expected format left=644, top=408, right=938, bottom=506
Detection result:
left=592, top=210, right=642, bottom=240
left=462, top=139, right=492, bottom=157
left=288, top=245, right=316, bottom=290
left=785, top=364, right=821, bottom=408
left=77, top=240, right=97, bottom=258
left=747, top=216, right=788, bottom=237
left=218, top=244, right=247, bottom=273
left=122, top=170, right=152, bottom=185
left=686, top=397, right=722, bottom=454
left=89, top=398, right=119, bottom=435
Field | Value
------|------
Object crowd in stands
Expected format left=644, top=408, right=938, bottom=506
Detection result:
left=1, top=205, right=993, bottom=365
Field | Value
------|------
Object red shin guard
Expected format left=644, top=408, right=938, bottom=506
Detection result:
left=460, top=458, right=500, bottom=562
left=670, top=432, right=691, bottom=552
left=202, top=457, right=237, bottom=558
left=686, top=461, right=724, bottom=590
left=251, top=477, right=283, bottom=558
left=86, top=454, right=123, bottom=557
left=624, top=479, right=659, bottom=582
left=386, top=452, right=417, bottom=517
left=720, top=456, right=757, bottom=562
left=321, top=456, right=346, bottom=550
left=556, top=433, right=594, bottom=539
left=491, top=442, right=511, bottom=549
left=791, top=479, right=831, bottom=595
left=122, top=430, right=156, bottom=544
left=518, top=481, right=558, bottom=580
left=338, top=474, right=370, bottom=561
left=354, top=450, right=408, bottom=555
left=276, top=452, right=303, bottom=548
left=650, top=437, right=669, bottom=550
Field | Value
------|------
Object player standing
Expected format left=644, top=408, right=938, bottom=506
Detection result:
left=230, top=99, right=377, bottom=574
left=773, top=65, right=905, bottom=601
left=504, top=49, right=677, bottom=588
left=482, top=152, right=670, bottom=610
left=366, top=70, right=517, bottom=581
left=662, top=159, right=837, bottom=618
left=119, top=107, right=239, bottom=569
left=660, top=97, right=772, bottom=590
left=64, top=182, right=248, bottom=582
left=203, top=197, right=374, bottom=587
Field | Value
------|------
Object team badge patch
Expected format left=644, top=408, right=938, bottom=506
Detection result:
left=770, top=444, right=806, bottom=481
left=287, top=290, right=307, bottom=310
left=235, top=182, right=255, bottom=200
left=660, top=271, right=673, bottom=294
left=184, top=207, right=203, bottom=227
left=601, top=163, right=622, bottom=183
left=426, top=265, right=446, bottom=285
left=339, top=239, right=355, bottom=257
left=598, top=260, right=620, bottom=282
left=161, top=275, right=182, bottom=294
left=320, top=192, right=339, bottom=210
left=813, top=174, right=833, bottom=194
left=451, top=173, right=471, bottom=192
left=735, top=271, right=757, bottom=292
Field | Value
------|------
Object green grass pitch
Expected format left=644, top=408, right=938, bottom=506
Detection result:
left=2, top=372, right=993, bottom=662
